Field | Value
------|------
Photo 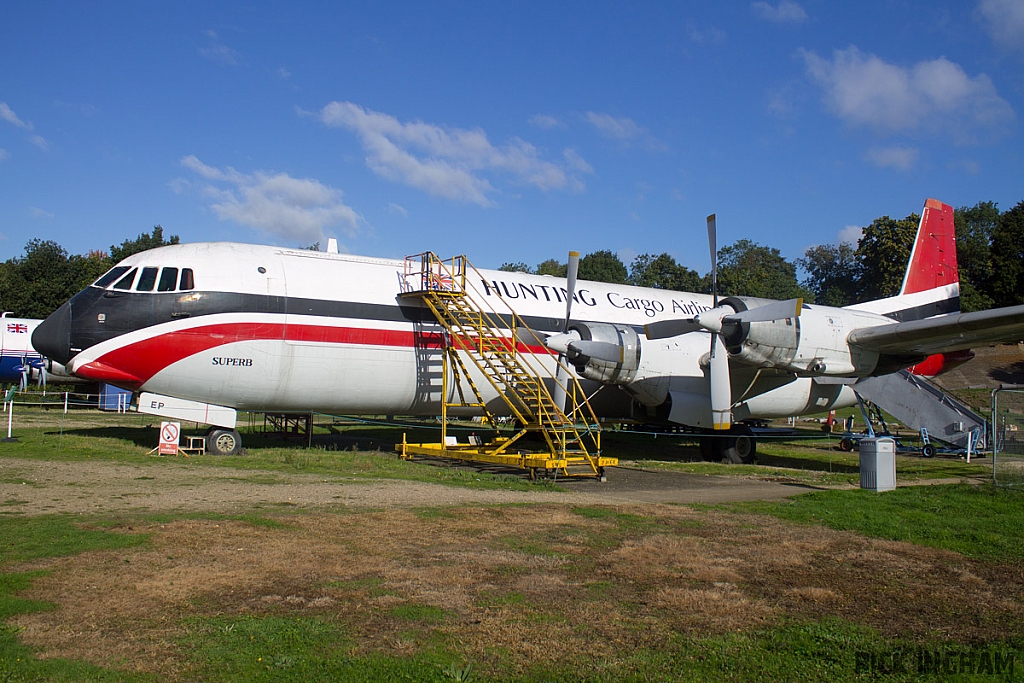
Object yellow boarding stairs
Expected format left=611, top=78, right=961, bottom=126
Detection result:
left=396, top=252, right=614, bottom=479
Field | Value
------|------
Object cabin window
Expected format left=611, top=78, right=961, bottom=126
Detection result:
left=179, top=268, right=195, bottom=291
left=112, top=268, right=138, bottom=290
left=158, top=267, right=178, bottom=292
left=137, top=267, right=158, bottom=292
left=94, top=266, right=129, bottom=288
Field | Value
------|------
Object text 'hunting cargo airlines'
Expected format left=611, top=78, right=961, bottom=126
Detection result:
left=32, top=199, right=1024, bottom=459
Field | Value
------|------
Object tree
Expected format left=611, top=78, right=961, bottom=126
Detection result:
left=0, top=239, right=107, bottom=318
left=853, top=213, right=919, bottom=301
left=989, top=200, right=1024, bottom=308
left=628, top=253, right=703, bottom=292
left=110, top=225, right=179, bottom=263
left=498, top=261, right=531, bottom=273
left=578, top=250, right=628, bottom=284
left=797, top=242, right=859, bottom=306
left=715, top=239, right=809, bottom=300
left=954, top=202, right=998, bottom=312
left=535, top=258, right=567, bottom=277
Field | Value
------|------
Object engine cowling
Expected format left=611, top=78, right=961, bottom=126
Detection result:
left=563, top=322, right=641, bottom=384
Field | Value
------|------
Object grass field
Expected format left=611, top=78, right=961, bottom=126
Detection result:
left=1, top=406, right=1022, bottom=682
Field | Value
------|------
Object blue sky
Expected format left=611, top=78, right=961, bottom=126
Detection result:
left=2, top=1, right=1022, bottom=275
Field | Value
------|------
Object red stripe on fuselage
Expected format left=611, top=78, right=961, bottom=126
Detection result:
left=73, top=321, right=551, bottom=388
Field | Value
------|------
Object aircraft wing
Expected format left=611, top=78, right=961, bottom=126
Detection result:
left=848, top=304, right=1024, bottom=356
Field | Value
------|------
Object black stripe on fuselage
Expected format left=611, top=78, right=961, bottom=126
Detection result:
left=66, top=286, right=568, bottom=355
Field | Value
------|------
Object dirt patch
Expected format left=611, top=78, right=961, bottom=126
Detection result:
left=0, top=458, right=802, bottom=517
left=10, top=505, right=1024, bottom=678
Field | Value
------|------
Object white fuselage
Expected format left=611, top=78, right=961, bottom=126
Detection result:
left=51, top=243, right=865, bottom=425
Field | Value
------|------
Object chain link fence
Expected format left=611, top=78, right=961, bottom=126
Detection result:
left=991, top=385, right=1024, bottom=489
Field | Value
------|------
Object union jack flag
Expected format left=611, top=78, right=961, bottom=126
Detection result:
left=7, top=323, right=28, bottom=334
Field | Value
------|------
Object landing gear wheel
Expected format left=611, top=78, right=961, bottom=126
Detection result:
left=922, top=443, right=937, bottom=458
left=206, top=428, right=241, bottom=455
left=839, top=437, right=855, bottom=452
left=719, top=433, right=756, bottom=464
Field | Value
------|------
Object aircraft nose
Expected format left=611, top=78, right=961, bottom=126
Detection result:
left=32, top=301, right=73, bottom=366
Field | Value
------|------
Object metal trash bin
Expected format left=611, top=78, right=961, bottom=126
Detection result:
left=859, top=437, right=896, bottom=492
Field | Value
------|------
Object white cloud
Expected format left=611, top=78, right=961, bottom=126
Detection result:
left=0, top=102, right=31, bottom=129
left=198, top=30, right=240, bottom=66
left=28, top=206, right=54, bottom=219
left=585, top=112, right=642, bottom=140
left=176, top=155, right=361, bottom=244
left=977, top=0, right=1024, bottom=52
left=386, top=202, right=408, bottom=217
left=529, top=114, right=562, bottom=130
left=274, top=67, right=291, bottom=80
left=1, top=102, right=50, bottom=150
left=0, top=148, right=7, bottom=163
left=562, top=148, right=593, bottom=175
left=686, top=21, right=726, bottom=44
left=864, top=145, right=919, bottom=170
left=751, top=1, right=808, bottom=24
left=801, top=46, right=1015, bottom=141
left=316, top=101, right=587, bottom=206
left=837, top=224, right=863, bottom=245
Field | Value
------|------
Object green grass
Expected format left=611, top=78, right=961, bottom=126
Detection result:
left=0, top=410, right=561, bottom=493
left=0, top=518, right=156, bottom=683
left=0, top=516, right=149, bottom=568
left=724, top=483, right=1024, bottom=560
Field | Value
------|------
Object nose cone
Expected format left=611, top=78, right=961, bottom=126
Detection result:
left=32, top=301, right=73, bottom=366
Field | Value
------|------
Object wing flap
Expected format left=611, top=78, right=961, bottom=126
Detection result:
left=848, top=304, right=1024, bottom=356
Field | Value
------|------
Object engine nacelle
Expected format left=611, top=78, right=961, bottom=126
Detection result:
left=720, top=297, right=895, bottom=377
left=564, top=322, right=641, bottom=384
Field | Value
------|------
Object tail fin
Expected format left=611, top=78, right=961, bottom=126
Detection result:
left=848, top=198, right=960, bottom=321
left=899, top=198, right=959, bottom=297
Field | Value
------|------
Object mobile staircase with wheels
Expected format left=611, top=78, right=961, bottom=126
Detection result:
left=853, top=369, right=987, bottom=453
left=395, top=252, right=614, bottom=479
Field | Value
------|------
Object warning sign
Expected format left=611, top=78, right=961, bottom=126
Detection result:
left=158, top=421, right=181, bottom=455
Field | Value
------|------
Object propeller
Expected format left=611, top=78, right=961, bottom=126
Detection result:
left=643, top=214, right=803, bottom=431
left=550, top=251, right=580, bottom=415
left=14, top=356, right=29, bottom=392
left=30, top=358, right=46, bottom=389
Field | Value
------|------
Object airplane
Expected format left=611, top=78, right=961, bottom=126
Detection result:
left=0, top=313, right=45, bottom=389
left=31, top=199, right=1024, bottom=461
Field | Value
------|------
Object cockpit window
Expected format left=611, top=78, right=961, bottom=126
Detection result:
left=94, top=266, right=130, bottom=288
left=158, top=267, right=178, bottom=292
left=112, top=268, right=138, bottom=290
left=180, top=268, right=195, bottom=291
left=137, top=267, right=158, bottom=292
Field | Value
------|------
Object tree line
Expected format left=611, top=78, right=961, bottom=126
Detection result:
left=0, top=227, right=178, bottom=319
left=501, top=200, right=1024, bottom=312
left=1, top=200, right=1021, bottom=320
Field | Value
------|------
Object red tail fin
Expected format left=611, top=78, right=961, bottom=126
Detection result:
left=899, top=199, right=958, bottom=295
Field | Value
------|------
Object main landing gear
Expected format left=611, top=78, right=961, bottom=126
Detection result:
left=205, top=426, right=242, bottom=455
left=699, top=426, right=757, bottom=464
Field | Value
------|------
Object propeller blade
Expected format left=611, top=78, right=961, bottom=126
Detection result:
left=644, top=318, right=701, bottom=340
left=707, top=214, right=718, bottom=308
left=709, top=333, right=731, bottom=430
left=725, top=298, right=803, bottom=325
left=567, top=340, right=623, bottom=364
left=553, top=250, right=581, bottom=415
left=563, top=250, right=579, bottom=333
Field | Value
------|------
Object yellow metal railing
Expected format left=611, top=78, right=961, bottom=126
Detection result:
left=397, top=252, right=609, bottom=477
